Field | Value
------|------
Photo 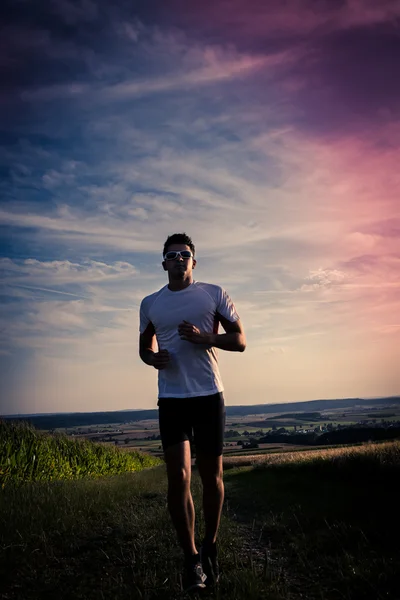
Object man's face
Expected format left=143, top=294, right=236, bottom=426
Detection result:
left=163, top=244, right=196, bottom=279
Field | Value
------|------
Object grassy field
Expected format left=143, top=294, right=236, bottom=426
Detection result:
left=1, top=441, right=399, bottom=599
left=0, top=421, right=161, bottom=486
left=223, top=441, right=400, bottom=599
left=55, top=405, right=400, bottom=458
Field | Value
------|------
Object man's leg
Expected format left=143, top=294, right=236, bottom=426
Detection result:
left=164, top=440, right=198, bottom=558
left=159, top=399, right=207, bottom=590
left=193, top=392, right=226, bottom=545
left=196, top=454, right=224, bottom=544
left=192, top=393, right=225, bottom=585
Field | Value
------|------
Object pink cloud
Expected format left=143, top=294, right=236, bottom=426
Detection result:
left=300, top=268, right=347, bottom=292
left=21, top=28, right=295, bottom=103
left=170, top=0, right=400, bottom=39
left=247, top=120, right=400, bottom=340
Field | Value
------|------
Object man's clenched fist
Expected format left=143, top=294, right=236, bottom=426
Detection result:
left=151, top=349, right=170, bottom=370
left=178, top=320, right=210, bottom=344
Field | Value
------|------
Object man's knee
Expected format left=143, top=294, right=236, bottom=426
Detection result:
left=168, top=466, right=191, bottom=489
left=204, top=470, right=223, bottom=488
left=197, top=459, right=223, bottom=489
left=165, top=440, right=192, bottom=491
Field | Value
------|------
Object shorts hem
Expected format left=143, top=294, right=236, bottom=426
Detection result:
left=158, top=388, right=223, bottom=399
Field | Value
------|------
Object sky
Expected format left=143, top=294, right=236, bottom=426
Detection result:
left=1, top=0, right=400, bottom=415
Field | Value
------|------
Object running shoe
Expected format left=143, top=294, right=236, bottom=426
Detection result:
left=182, top=555, right=207, bottom=592
left=200, top=541, right=220, bottom=586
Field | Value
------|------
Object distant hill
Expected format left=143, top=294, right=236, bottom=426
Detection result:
left=265, top=412, right=322, bottom=420
left=229, top=397, right=400, bottom=416
left=2, top=396, right=400, bottom=430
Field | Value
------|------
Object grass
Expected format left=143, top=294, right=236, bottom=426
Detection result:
left=222, top=438, right=399, bottom=463
left=223, top=441, right=400, bottom=599
left=223, top=438, right=397, bottom=465
left=0, top=441, right=399, bottom=599
left=0, top=420, right=161, bottom=486
left=0, top=467, right=275, bottom=600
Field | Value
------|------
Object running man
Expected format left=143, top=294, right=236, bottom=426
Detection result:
left=139, top=233, right=246, bottom=592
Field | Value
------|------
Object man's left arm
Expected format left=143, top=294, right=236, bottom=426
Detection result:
left=208, top=314, right=246, bottom=352
left=178, top=315, right=246, bottom=352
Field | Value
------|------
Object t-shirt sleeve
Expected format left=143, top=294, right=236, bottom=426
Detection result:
left=139, top=299, right=150, bottom=334
left=216, top=287, right=240, bottom=322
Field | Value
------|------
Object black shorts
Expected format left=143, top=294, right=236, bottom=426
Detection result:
left=157, top=392, right=226, bottom=456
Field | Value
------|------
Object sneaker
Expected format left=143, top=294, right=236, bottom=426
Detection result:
left=199, top=541, right=220, bottom=586
left=183, top=555, right=207, bottom=592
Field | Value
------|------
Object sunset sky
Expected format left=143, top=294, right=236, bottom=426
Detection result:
left=1, top=0, right=399, bottom=415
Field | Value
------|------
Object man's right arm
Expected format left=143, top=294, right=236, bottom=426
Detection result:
left=139, top=322, right=156, bottom=366
left=139, top=323, right=170, bottom=369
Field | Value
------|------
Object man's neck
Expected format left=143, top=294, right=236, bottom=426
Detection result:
left=167, top=276, right=193, bottom=292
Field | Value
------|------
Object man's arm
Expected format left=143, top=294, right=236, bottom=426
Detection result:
left=139, top=322, right=157, bottom=365
left=208, top=315, right=246, bottom=352
left=178, top=315, right=246, bottom=352
left=139, top=322, right=170, bottom=369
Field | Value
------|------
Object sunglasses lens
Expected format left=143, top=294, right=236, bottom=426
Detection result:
left=164, top=251, right=192, bottom=260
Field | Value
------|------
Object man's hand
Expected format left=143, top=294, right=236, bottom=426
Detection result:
left=178, top=320, right=210, bottom=344
left=151, top=349, right=171, bottom=370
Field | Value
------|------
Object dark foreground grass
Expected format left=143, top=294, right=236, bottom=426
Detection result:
left=0, top=465, right=278, bottom=600
left=223, top=441, right=400, bottom=600
left=1, top=442, right=399, bottom=599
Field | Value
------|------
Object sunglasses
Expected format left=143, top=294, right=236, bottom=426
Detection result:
left=164, top=250, right=193, bottom=260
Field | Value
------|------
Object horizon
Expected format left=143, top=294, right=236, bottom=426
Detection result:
left=1, top=0, right=400, bottom=415
left=3, top=394, right=400, bottom=418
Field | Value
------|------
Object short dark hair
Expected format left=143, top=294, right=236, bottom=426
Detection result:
left=163, top=233, right=195, bottom=257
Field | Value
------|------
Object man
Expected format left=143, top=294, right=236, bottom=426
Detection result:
left=139, top=233, right=246, bottom=592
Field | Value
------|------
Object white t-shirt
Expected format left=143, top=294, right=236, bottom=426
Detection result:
left=139, top=281, right=240, bottom=398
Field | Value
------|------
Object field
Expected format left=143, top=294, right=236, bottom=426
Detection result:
left=1, top=440, right=399, bottom=599
left=55, top=403, right=400, bottom=458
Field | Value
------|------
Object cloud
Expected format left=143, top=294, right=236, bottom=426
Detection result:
left=0, top=293, right=137, bottom=355
left=21, top=50, right=289, bottom=103
left=164, top=0, right=400, bottom=39
left=7, top=285, right=90, bottom=299
left=14, top=17, right=296, bottom=105
left=300, top=268, right=347, bottom=292
left=100, top=54, right=276, bottom=101
left=337, top=0, right=400, bottom=28
left=42, top=170, right=77, bottom=189
left=341, top=254, right=400, bottom=281
left=264, top=346, right=286, bottom=355
left=0, top=258, right=137, bottom=284
left=378, top=324, right=400, bottom=334
left=1, top=1, right=399, bottom=413
left=1, top=120, right=399, bottom=274
left=0, top=258, right=143, bottom=358
left=50, top=0, right=99, bottom=25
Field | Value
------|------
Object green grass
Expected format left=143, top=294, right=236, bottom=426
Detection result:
left=0, top=420, right=161, bottom=486
left=0, top=441, right=399, bottom=599
left=223, top=441, right=400, bottom=599
left=0, top=467, right=277, bottom=600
